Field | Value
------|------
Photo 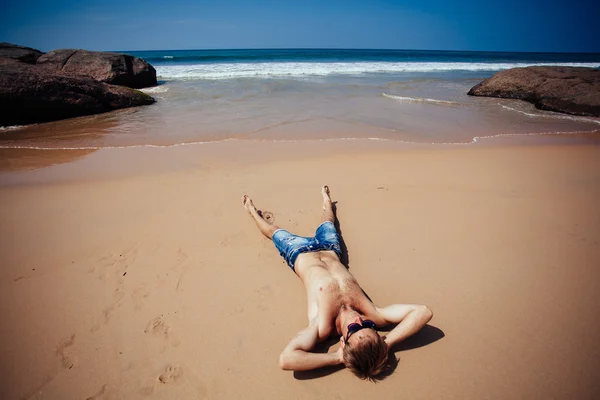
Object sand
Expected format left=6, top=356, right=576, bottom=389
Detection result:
left=1, top=143, right=599, bottom=399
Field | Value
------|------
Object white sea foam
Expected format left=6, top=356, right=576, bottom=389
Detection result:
left=0, top=125, right=24, bottom=131
left=382, top=93, right=458, bottom=105
left=163, top=56, right=174, bottom=59
left=1, top=129, right=598, bottom=151
left=140, top=86, right=169, bottom=94
left=0, top=138, right=235, bottom=150
left=500, top=104, right=600, bottom=125
left=156, top=62, right=600, bottom=80
left=470, top=129, right=600, bottom=143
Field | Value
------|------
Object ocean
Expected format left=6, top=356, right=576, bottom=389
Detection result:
left=2, top=49, right=600, bottom=150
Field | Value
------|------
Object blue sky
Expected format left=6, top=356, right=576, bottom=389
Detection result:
left=1, top=0, right=598, bottom=53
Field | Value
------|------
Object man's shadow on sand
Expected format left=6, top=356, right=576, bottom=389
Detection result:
left=293, top=324, right=445, bottom=381
left=331, top=202, right=351, bottom=267
left=293, top=202, right=445, bottom=381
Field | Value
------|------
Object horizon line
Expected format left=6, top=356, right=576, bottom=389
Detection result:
left=115, top=47, right=600, bottom=55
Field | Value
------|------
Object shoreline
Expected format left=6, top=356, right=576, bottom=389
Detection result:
left=1, top=130, right=600, bottom=186
left=1, top=143, right=599, bottom=399
left=2, top=126, right=600, bottom=150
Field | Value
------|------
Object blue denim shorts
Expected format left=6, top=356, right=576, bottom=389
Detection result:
left=272, top=221, right=343, bottom=271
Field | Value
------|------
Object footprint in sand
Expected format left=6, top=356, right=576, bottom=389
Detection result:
left=139, top=365, right=181, bottom=395
left=89, top=289, right=126, bottom=332
left=144, top=315, right=181, bottom=348
left=139, top=385, right=154, bottom=396
left=260, top=210, right=274, bottom=223
left=158, top=365, right=181, bottom=384
left=86, top=384, right=107, bottom=400
left=145, top=316, right=170, bottom=338
left=56, top=334, right=76, bottom=369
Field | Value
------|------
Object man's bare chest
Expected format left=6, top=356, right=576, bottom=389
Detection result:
left=317, top=276, right=362, bottom=301
left=311, top=275, right=368, bottom=313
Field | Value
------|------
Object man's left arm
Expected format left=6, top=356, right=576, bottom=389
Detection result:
left=375, top=304, right=433, bottom=348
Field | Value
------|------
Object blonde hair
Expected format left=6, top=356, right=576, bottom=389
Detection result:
left=343, top=333, right=389, bottom=380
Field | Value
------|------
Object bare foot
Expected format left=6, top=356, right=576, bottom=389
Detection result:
left=321, top=185, right=332, bottom=209
left=242, top=194, right=256, bottom=214
left=242, top=194, right=274, bottom=224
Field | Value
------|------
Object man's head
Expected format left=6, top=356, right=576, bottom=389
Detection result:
left=340, top=316, right=389, bottom=380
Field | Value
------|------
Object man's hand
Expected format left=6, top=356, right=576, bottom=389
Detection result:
left=376, top=304, right=433, bottom=348
left=279, top=323, right=343, bottom=371
left=336, top=345, right=345, bottom=364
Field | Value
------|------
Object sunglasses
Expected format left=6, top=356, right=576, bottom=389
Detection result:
left=345, top=320, right=376, bottom=342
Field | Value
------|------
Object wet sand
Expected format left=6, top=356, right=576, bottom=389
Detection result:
left=1, top=143, right=599, bottom=399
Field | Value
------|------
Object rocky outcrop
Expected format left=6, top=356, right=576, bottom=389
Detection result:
left=37, top=49, right=157, bottom=89
left=0, top=58, right=155, bottom=126
left=0, top=42, right=43, bottom=64
left=468, top=66, right=600, bottom=117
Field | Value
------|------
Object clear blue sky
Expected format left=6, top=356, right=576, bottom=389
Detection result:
left=1, top=0, right=598, bottom=53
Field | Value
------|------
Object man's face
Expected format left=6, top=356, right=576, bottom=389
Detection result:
left=340, top=315, right=377, bottom=349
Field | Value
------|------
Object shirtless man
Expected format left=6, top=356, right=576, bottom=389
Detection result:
left=242, top=186, right=433, bottom=380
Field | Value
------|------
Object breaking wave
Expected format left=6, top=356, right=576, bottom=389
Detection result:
left=140, top=86, right=169, bottom=94
left=156, top=62, right=600, bottom=80
left=0, top=125, right=24, bottom=131
left=499, top=104, right=600, bottom=125
left=382, top=93, right=458, bottom=105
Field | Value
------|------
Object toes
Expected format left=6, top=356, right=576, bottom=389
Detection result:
left=242, top=195, right=253, bottom=208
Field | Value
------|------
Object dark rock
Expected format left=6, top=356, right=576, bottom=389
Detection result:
left=37, top=49, right=157, bottom=89
left=0, top=42, right=43, bottom=64
left=468, top=66, right=600, bottom=117
left=0, top=59, right=155, bottom=126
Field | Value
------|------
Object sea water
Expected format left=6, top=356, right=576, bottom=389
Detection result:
left=2, top=49, right=599, bottom=150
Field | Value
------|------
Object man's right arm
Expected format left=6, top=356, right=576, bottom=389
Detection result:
left=279, top=323, right=343, bottom=371
left=375, top=303, right=433, bottom=348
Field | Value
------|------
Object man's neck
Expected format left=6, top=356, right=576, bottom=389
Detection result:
left=335, top=305, right=359, bottom=335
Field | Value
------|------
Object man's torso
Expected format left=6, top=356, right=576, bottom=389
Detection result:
left=294, top=250, right=384, bottom=340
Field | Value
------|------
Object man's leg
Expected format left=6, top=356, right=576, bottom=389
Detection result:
left=242, top=194, right=280, bottom=239
left=320, top=185, right=335, bottom=224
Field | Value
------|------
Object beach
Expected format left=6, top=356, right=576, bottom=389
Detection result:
left=1, top=141, right=599, bottom=399
left=2, top=47, right=600, bottom=399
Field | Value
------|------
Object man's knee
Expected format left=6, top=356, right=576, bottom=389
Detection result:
left=266, top=225, right=279, bottom=238
left=321, top=216, right=335, bottom=224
